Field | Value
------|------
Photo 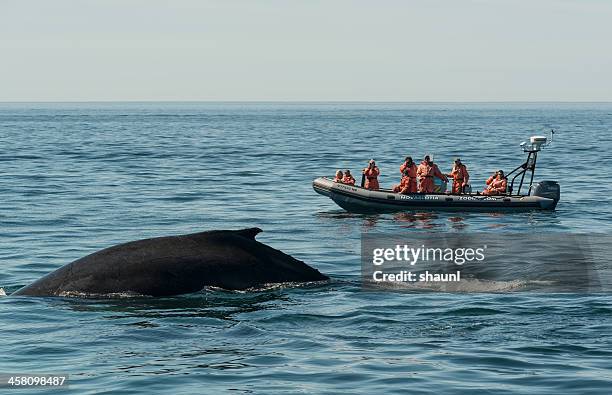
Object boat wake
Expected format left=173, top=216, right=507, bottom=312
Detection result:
left=364, top=278, right=555, bottom=293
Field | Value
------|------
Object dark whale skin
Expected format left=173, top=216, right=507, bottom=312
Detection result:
left=13, top=228, right=328, bottom=297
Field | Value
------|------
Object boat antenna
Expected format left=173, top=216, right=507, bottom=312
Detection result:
left=507, top=129, right=555, bottom=195
left=547, top=129, right=555, bottom=146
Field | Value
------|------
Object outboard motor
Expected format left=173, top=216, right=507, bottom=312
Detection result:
left=530, top=181, right=560, bottom=203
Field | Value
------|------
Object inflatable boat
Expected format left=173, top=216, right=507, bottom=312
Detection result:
left=313, top=133, right=560, bottom=213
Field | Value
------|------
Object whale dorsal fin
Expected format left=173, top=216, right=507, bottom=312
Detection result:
left=190, top=228, right=263, bottom=241
left=234, top=227, right=263, bottom=240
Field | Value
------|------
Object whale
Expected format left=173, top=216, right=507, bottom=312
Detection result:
left=12, top=228, right=328, bottom=297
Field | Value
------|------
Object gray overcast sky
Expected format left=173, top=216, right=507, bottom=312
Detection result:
left=1, top=0, right=611, bottom=101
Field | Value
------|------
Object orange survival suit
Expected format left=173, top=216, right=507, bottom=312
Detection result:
left=342, top=173, right=356, bottom=186
left=448, top=163, right=469, bottom=194
left=363, top=166, right=380, bottom=191
left=417, top=160, right=447, bottom=193
left=483, top=175, right=507, bottom=195
left=393, top=162, right=418, bottom=194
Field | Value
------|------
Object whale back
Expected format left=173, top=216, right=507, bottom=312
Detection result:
left=13, top=228, right=327, bottom=297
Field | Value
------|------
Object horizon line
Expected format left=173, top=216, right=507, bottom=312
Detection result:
left=1, top=100, right=612, bottom=104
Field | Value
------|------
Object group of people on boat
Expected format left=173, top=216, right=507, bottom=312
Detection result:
left=333, top=155, right=508, bottom=196
left=333, top=169, right=357, bottom=186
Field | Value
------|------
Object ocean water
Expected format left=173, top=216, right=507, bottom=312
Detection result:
left=1, top=102, right=611, bottom=394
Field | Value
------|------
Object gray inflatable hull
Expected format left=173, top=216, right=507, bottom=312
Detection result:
left=313, top=177, right=558, bottom=213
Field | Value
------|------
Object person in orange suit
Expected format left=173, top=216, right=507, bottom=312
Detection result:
left=482, top=170, right=508, bottom=195
left=393, top=156, right=417, bottom=194
left=342, top=169, right=356, bottom=186
left=417, top=155, right=448, bottom=193
left=447, top=157, right=470, bottom=194
left=333, top=170, right=344, bottom=183
left=363, top=160, right=380, bottom=190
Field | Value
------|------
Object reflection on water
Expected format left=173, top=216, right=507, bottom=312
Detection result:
left=393, top=211, right=441, bottom=229
left=314, top=210, right=358, bottom=220
left=448, top=216, right=468, bottom=230
left=315, top=207, right=565, bottom=234
left=361, top=215, right=380, bottom=230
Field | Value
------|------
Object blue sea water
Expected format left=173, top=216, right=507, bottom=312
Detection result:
left=1, top=102, right=611, bottom=394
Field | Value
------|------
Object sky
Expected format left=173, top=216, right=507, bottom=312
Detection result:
left=1, top=0, right=611, bottom=102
